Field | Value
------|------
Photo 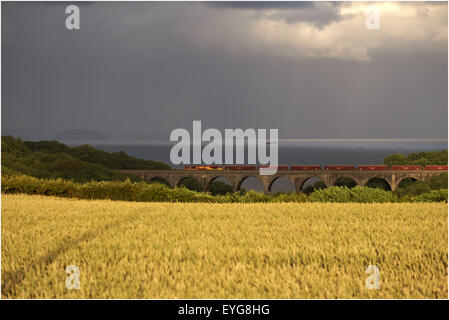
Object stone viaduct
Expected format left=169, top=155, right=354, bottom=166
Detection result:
left=116, top=169, right=446, bottom=193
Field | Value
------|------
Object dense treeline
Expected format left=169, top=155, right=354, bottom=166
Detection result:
left=384, top=150, right=447, bottom=166
left=2, top=174, right=447, bottom=203
left=1, top=136, right=171, bottom=183
left=22, top=138, right=171, bottom=170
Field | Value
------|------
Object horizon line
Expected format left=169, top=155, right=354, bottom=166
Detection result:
left=280, top=138, right=448, bottom=142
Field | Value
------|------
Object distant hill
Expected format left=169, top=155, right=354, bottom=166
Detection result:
left=1, top=136, right=171, bottom=183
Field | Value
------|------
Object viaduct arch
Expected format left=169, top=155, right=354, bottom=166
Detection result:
left=116, top=169, right=445, bottom=193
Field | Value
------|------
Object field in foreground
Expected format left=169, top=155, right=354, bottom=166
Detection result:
left=2, top=194, right=447, bottom=299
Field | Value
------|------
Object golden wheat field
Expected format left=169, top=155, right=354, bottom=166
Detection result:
left=1, top=194, right=447, bottom=299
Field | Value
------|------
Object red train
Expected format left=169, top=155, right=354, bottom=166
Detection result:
left=390, top=165, right=422, bottom=170
left=184, top=165, right=223, bottom=170
left=259, top=165, right=289, bottom=170
left=324, top=165, right=355, bottom=170
left=424, top=165, right=448, bottom=170
left=225, top=165, right=257, bottom=170
left=358, top=165, right=388, bottom=170
left=183, top=165, right=447, bottom=171
left=290, top=165, right=321, bottom=171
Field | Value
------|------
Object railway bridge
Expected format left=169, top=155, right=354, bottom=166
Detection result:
left=116, top=169, right=446, bottom=193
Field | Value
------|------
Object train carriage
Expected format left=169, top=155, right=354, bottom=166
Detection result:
left=324, top=165, right=355, bottom=170
left=358, top=165, right=388, bottom=170
left=225, top=165, right=257, bottom=170
left=424, top=165, right=448, bottom=170
left=259, top=165, right=289, bottom=170
left=390, top=165, right=422, bottom=170
left=184, top=165, right=223, bottom=170
left=290, top=165, right=321, bottom=171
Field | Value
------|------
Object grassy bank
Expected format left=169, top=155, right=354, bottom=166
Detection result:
left=2, top=174, right=447, bottom=203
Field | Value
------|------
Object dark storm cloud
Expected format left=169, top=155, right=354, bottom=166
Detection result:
left=1, top=2, right=447, bottom=141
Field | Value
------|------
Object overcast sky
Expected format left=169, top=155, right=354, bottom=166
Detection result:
left=2, top=1, right=448, bottom=141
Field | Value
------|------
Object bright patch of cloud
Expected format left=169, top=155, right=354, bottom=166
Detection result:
left=186, top=2, right=447, bottom=61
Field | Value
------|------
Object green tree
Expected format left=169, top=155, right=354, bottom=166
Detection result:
left=365, top=178, right=391, bottom=190
left=149, top=177, right=171, bottom=188
left=384, top=150, right=447, bottom=166
left=1, top=135, right=170, bottom=183
left=303, top=180, right=326, bottom=194
left=178, top=177, right=203, bottom=192
left=334, top=177, right=357, bottom=188
left=394, top=173, right=448, bottom=197
left=209, top=181, right=233, bottom=195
